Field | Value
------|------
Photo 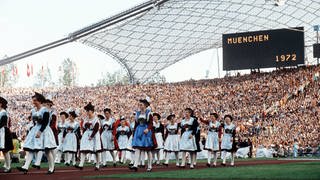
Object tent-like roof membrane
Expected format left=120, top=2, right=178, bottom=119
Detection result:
left=75, top=0, right=320, bottom=83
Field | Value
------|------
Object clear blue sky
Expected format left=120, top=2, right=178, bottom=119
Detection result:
left=0, top=0, right=224, bottom=87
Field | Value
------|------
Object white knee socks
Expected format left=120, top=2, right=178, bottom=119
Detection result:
left=4, top=152, right=11, bottom=170
left=147, top=151, right=153, bottom=169
left=22, top=151, right=34, bottom=169
left=175, top=152, right=179, bottom=166
left=34, top=151, right=43, bottom=166
left=46, top=150, right=55, bottom=172
left=95, top=153, right=100, bottom=168
left=79, top=153, right=86, bottom=167
left=55, top=150, right=62, bottom=163
left=231, top=152, right=235, bottom=166
left=133, top=149, right=141, bottom=167
left=213, top=151, right=218, bottom=166
left=181, top=152, right=186, bottom=166
left=207, top=151, right=212, bottom=164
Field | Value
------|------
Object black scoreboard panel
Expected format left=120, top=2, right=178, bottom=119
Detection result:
left=223, top=27, right=305, bottom=71
left=314, top=43, right=320, bottom=58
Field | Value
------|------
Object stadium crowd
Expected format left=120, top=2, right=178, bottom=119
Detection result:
left=1, top=65, right=320, bottom=160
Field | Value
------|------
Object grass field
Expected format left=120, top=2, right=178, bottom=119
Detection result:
left=85, top=161, right=320, bottom=180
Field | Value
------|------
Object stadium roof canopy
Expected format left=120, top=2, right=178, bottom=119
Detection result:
left=1, top=0, right=320, bottom=83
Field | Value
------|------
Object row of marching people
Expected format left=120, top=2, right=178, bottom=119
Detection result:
left=0, top=93, right=239, bottom=174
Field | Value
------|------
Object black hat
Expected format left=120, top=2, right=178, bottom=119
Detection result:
left=139, top=99, right=150, bottom=107
left=60, top=111, right=69, bottom=118
left=0, top=96, right=8, bottom=109
left=32, top=92, right=46, bottom=104
left=166, top=114, right=175, bottom=120
left=153, top=113, right=161, bottom=120
left=69, top=111, right=78, bottom=118
left=97, top=114, right=105, bottom=120
left=104, top=108, right=111, bottom=113
left=210, top=112, right=219, bottom=119
left=185, top=108, right=194, bottom=116
left=224, top=114, right=233, bottom=121
left=84, top=102, right=95, bottom=112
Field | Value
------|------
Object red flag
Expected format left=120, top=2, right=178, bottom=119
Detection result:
left=27, top=64, right=30, bottom=77
left=16, top=66, right=18, bottom=75
left=12, top=66, right=15, bottom=76
left=31, top=64, right=33, bottom=75
left=1, top=67, right=4, bottom=76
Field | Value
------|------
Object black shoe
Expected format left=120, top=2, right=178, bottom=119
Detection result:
left=206, top=163, right=211, bottom=167
left=179, top=166, right=185, bottom=169
left=17, top=167, right=28, bottom=174
left=128, top=163, right=133, bottom=167
left=129, top=166, right=138, bottom=172
left=190, top=166, right=194, bottom=169
left=113, top=163, right=117, bottom=167
left=146, top=168, right=152, bottom=172
left=3, top=169, right=11, bottom=173
left=94, top=167, right=100, bottom=171
left=47, top=169, right=55, bottom=175
left=187, top=163, right=191, bottom=165
left=65, top=163, right=70, bottom=166
left=221, top=163, right=226, bottom=166
left=74, top=165, right=83, bottom=170
left=32, top=165, right=41, bottom=170
left=162, top=163, right=168, bottom=167
left=102, top=164, right=107, bottom=168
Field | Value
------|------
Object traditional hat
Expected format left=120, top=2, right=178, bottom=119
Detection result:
left=153, top=113, right=161, bottom=120
left=139, top=99, right=150, bottom=107
left=166, top=114, right=176, bottom=120
left=32, top=92, right=46, bottom=104
left=224, top=114, right=233, bottom=121
left=84, top=102, right=95, bottom=112
left=60, top=111, right=69, bottom=118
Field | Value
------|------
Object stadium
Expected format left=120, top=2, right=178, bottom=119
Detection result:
left=0, top=0, right=319, bottom=179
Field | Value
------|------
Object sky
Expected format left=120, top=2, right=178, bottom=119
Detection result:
left=0, top=0, right=226, bottom=87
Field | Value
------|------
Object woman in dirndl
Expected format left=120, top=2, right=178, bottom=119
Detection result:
left=163, top=114, right=180, bottom=167
left=221, top=114, right=237, bottom=166
left=75, top=102, right=102, bottom=171
left=129, top=99, right=157, bottom=172
left=152, top=113, right=164, bottom=165
left=127, top=114, right=136, bottom=166
left=116, top=117, right=130, bottom=164
left=201, top=112, right=221, bottom=167
left=0, top=97, right=13, bottom=173
left=62, top=111, right=80, bottom=166
left=100, top=108, right=117, bottom=167
left=17, top=93, right=57, bottom=174
left=55, top=111, right=68, bottom=163
left=179, top=108, right=199, bottom=169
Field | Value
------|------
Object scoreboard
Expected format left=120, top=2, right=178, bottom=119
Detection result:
left=222, top=27, right=305, bottom=71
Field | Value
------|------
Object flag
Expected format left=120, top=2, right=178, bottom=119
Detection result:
left=31, top=64, right=33, bottom=75
left=27, top=64, right=30, bottom=77
left=12, top=66, right=15, bottom=76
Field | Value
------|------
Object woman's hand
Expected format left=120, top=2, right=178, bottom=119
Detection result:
left=144, top=129, right=149, bottom=134
left=35, top=131, right=41, bottom=138
left=189, top=134, right=193, bottom=139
